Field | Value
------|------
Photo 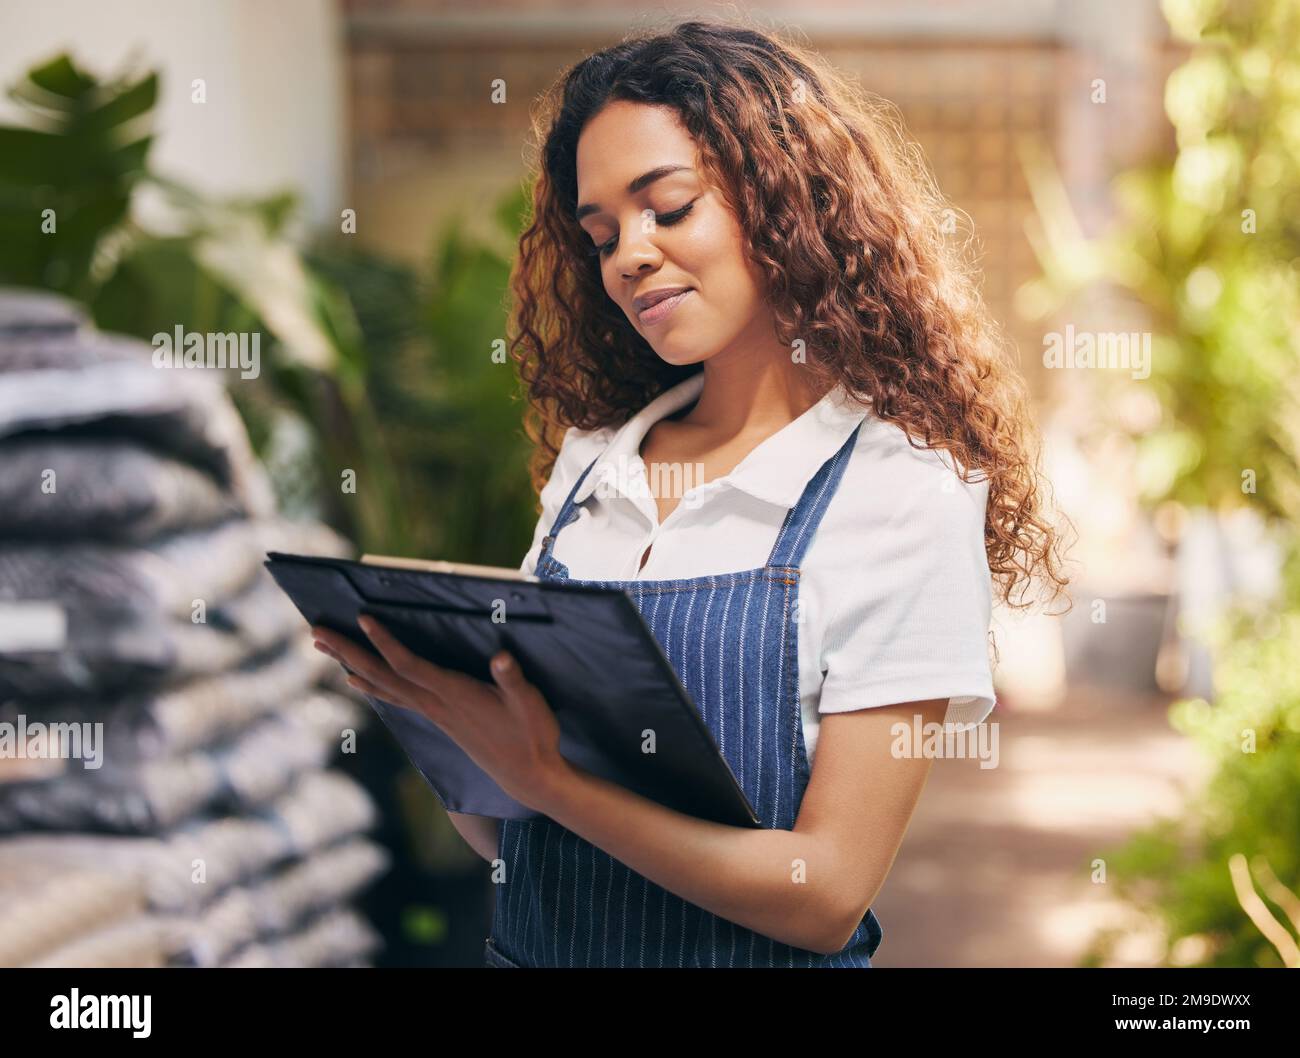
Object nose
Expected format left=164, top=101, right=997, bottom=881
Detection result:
left=615, top=219, right=663, bottom=280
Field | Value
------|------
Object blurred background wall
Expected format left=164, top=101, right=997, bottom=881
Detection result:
left=0, top=0, right=346, bottom=227
left=340, top=0, right=1178, bottom=390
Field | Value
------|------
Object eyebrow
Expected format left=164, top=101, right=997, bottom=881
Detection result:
left=575, top=164, right=694, bottom=222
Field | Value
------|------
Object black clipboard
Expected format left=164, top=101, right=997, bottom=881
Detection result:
left=264, top=552, right=761, bottom=828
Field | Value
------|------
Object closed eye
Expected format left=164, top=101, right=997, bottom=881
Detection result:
left=586, top=201, right=696, bottom=258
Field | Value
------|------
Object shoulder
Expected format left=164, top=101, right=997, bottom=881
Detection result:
left=808, top=409, right=996, bottom=719
left=841, top=409, right=989, bottom=534
left=798, top=406, right=993, bottom=626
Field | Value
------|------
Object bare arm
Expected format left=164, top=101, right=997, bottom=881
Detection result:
left=314, top=619, right=943, bottom=954
left=532, top=697, right=947, bottom=955
left=447, top=812, right=501, bottom=862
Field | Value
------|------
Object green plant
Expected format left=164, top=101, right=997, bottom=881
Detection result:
left=1020, top=1, right=1300, bottom=521
left=1020, top=0, right=1300, bottom=966
left=0, top=55, right=154, bottom=298
left=307, top=188, right=537, bottom=562
left=1089, top=608, right=1300, bottom=966
left=0, top=52, right=539, bottom=563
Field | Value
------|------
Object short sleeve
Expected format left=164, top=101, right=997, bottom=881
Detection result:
left=518, top=425, right=609, bottom=574
left=817, top=441, right=996, bottom=728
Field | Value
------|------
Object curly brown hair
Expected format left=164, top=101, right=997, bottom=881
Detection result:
left=509, top=17, right=1071, bottom=611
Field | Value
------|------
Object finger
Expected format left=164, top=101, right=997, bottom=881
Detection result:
left=311, top=627, right=387, bottom=681
left=312, top=627, right=417, bottom=701
left=357, top=615, right=472, bottom=704
left=344, top=672, right=387, bottom=700
left=342, top=671, right=430, bottom=717
left=312, top=626, right=454, bottom=728
left=341, top=658, right=452, bottom=728
left=489, top=651, right=544, bottom=717
left=345, top=669, right=409, bottom=707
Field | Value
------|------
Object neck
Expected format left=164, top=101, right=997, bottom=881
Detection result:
left=679, top=342, right=828, bottom=441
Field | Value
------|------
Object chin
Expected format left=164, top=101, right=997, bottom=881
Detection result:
left=651, top=345, right=712, bottom=368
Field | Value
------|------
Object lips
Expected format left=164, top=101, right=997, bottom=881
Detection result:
left=636, top=288, right=694, bottom=325
left=633, top=286, right=692, bottom=314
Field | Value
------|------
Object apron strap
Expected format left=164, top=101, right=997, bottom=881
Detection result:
left=540, top=416, right=865, bottom=572
left=536, top=453, right=601, bottom=567
left=765, top=417, right=866, bottom=569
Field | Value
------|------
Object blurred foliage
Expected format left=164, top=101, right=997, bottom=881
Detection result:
left=0, top=54, right=154, bottom=298
left=0, top=52, right=538, bottom=565
left=1021, top=0, right=1300, bottom=966
left=307, top=194, right=536, bottom=563
left=1087, top=607, right=1300, bottom=967
left=1021, top=0, right=1300, bottom=522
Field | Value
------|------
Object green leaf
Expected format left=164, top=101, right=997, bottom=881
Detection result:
left=23, top=54, right=97, bottom=100
left=84, top=73, right=158, bottom=135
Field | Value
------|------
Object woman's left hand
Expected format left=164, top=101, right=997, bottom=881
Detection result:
left=310, top=616, right=568, bottom=812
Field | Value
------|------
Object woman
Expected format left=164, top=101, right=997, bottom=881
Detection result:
left=312, top=18, right=1069, bottom=968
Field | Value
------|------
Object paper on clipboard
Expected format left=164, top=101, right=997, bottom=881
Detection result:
left=359, top=553, right=539, bottom=582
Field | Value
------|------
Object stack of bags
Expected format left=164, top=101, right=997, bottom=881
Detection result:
left=0, top=288, right=388, bottom=967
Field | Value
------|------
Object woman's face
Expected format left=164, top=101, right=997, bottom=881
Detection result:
left=575, top=100, right=771, bottom=368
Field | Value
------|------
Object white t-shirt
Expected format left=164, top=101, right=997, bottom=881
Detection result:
left=518, top=371, right=996, bottom=766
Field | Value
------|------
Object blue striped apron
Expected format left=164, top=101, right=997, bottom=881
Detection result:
left=485, top=419, right=883, bottom=967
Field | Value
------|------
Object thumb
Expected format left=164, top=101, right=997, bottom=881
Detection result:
left=490, top=651, right=527, bottom=704
left=491, top=651, right=549, bottom=721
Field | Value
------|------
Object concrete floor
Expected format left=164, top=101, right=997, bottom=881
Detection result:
left=869, top=685, right=1210, bottom=967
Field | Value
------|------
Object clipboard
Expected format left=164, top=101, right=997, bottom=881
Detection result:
left=264, top=551, right=761, bottom=828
